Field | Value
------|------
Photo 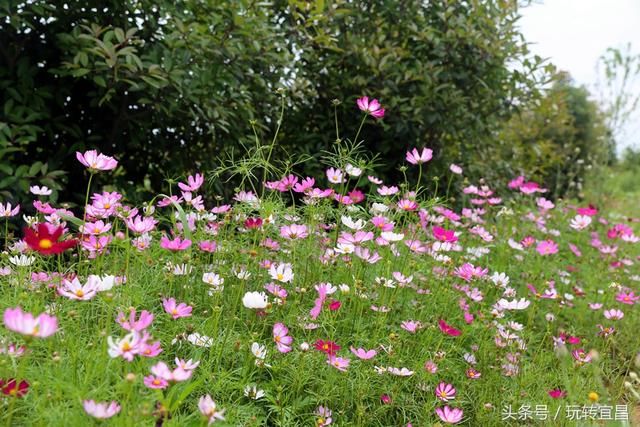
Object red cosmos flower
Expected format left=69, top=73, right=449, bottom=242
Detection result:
left=24, top=223, right=77, bottom=255
left=0, top=378, right=29, bottom=397
left=438, top=319, right=461, bottom=337
left=314, top=340, right=341, bottom=356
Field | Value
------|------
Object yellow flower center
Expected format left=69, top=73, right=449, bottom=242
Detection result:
left=275, top=336, right=281, bottom=342
left=122, top=342, right=132, bottom=352
left=39, top=239, right=53, bottom=249
left=75, top=290, right=85, bottom=297
left=277, top=274, right=284, bottom=281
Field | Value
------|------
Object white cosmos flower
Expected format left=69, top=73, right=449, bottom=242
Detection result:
left=569, top=215, right=592, bottom=230
left=202, top=272, right=224, bottom=287
left=9, top=255, right=35, bottom=267
left=244, top=384, right=266, bottom=400
left=251, top=342, right=267, bottom=359
left=497, top=298, right=530, bottom=310
left=29, top=185, right=52, bottom=196
left=242, top=291, right=268, bottom=309
left=341, top=215, right=366, bottom=230
left=186, top=333, right=213, bottom=347
left=370, top=202, right=389, bottom=215
left=345, top=163, right=362, bottom=177
left=335, top=243, right=355, bottom=254
left=380, top=231, right=404, bottom=242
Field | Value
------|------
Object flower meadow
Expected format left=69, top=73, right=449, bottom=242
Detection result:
left=1, top=98, right=640, bottom=426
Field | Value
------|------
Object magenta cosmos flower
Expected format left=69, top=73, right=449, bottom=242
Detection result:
left=83, top=400, right=121, bottom=419
left=76, top=150, right=118, bottom=172
left=162, top=298, right=192, bottom=319
left=406, top=147, right=433, bottom=165
left=432, top=226, right=457, bottom=243
left=438, top=319, right=461, bottom=337
left=356, top=96, right=385, bottom=118
left=435, top=406, right=464, bottom=424
left=3, top=307, right=58, bottom=338
left=273, top=322, right=293, bottom=353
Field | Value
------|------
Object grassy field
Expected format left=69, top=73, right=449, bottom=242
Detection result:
left=0, top=151, right=639, bottom=426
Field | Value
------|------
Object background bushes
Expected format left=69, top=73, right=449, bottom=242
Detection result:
left=0, top=0, right=614, bottom=206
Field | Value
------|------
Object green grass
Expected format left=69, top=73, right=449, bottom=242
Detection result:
left=1, top=174, right=639, bottom=426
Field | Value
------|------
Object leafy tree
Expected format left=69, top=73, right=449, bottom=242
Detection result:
left=1, top=0, right=549, bottom=205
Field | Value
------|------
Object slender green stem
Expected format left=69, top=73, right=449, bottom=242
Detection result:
left=262, top=94, right=286, bottom=194
left=353, top=114, right=368, bottom=145
left=334, top=104, right=341, bottom=142
left=415, top=164, right=423, bottom=195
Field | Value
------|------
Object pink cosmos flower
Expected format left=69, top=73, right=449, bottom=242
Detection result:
left=377, top=185, right=399, bottom=196
left=327, top=355, right=350, bottom=372
left=83, top=400, right=121, bottom=419
left=199, top=240, right=217, bottom=253
left=160, top=236, right=192, bottom=251
left=293, top=177, right=315, bottom=193
left=280, top=224, right=309, bottom=240
left=126, top=216, right=158, bottom=234
left=79, top=220, right=112, bottom=235
left=107, top=331, right=145, bottom=361
left=604, top=308, right=624, bottom=320
left=178, top=173, right=204, bottom=192
left=150, top=361, right=192, bottom=382
left=199, top=395, right=225, bottom=424
left=273, top=322, right=293, bottom=353
left=435, top=406, right=464, bottom=424
left=435, top=382, right=456, bottom=402
left=349, top=347, right=377, bottom=360
left=424, top=360, right=438, bottom=373
left=143, top=375, right=169, bottom=389
left=3, top=307, right=58, bottom=338
left=116, top=308, right=154, bottom=331
left=326, top=168, right=346, bottom=184
left=76, top=150, right=118, bottom=172
left=356, top=96, right=385, bottom=118
left=0, top=203, right=20, bottom=217
left=571, top=348, right=592, bottom=365
left=310, top=285, right=328, bottom=320
left=163, top=298, right=192, bottom=319
left=400, top=320, right=421, bottom=333
left=315, top=406, right=333, bottom=426
left=616, top=291, right=640, bottom=305
left=406, top=148, right=433, bottom=165
left=397, top=199, right=418, bottom=211
left=466, top=368, right=481, bottom=379
left=58, top=277, right=99, bottom=301
left=140, top=339, right=163, bottom=358
left=449, top=164, right=463, bottom=174
left=536, top=240, right=558, bottom=255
